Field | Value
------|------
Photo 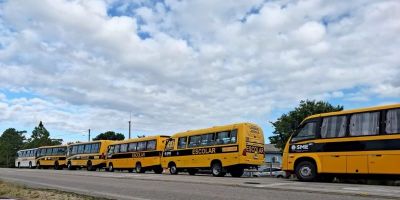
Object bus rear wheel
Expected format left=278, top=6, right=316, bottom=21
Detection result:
left=67, top=162, right=75, bottom=170
left=108, top=163, right=114, bottom=172
left=295, top=161, right=317, bottom=182
left=17, top=162, right=20, bottom=168
left=87, top=161, right=96, bottom=171
left=230, top=167, right=244, bottom=177
left=135, top=163, right=145, bottom=173
left=29, top=162, right=33, bottom=169
left=36, top=162, right=41, bottom=169
left=54, top=161, right=60, bottom=170
left=211, top=162, right=225, bottom=177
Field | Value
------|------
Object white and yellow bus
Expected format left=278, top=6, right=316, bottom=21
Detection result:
left=15, top=148, right=38, bottom=168
left=106, top=135, right=170, bottom=173
left=36, top=145, right=67, bottom=169
left=282, top=104, right=400, bottom=181
left=67, top=140, right=113, bottom=171
left=161, top=123, right=265, bottom=177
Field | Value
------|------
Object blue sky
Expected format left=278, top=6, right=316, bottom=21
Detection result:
left=0, top=0, right=399, bottom=143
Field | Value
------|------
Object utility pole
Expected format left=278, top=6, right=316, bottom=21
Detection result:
left=88, top=129, right=91, bottom=142
left=128, top=112, right=132, bottom=139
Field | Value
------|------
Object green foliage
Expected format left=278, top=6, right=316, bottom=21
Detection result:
left=93, top=131, right=125, bottom=141
left=0, top=128, right=26, bottom=167
left=23, top=121, right=62, bottom=149
left=269, top=100, right=343, bottom=150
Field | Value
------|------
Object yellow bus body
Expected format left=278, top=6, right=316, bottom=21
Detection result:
left=161, top=122, right=265, bottom=177
left=106, top=135, right=170, bottom=173
left=36, top=145, right=67, bottom=169
left=282, top=104, right=400, bottom=181
left=66, top=140, right=113, bottom=170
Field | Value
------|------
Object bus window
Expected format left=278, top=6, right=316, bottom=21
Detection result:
left=386, top=109, right=400, bottom=134
left=321, top=115, right=347, bottom=138
left=230, top=130, right=237, bottom=143
left=216, top=131, right=231, bottom=144
left=128, top=143, right=137, bottom=152
left=107, top=145, right=114, bottom=157
left=71, top=146, right=78, bottom=155
left=137, top=142, right=146, bottom=151
left=188, top=135, right=201, bottom=148
left=114, top=144, right=120, bottom=153
left=84, top=144, right=92, bottom=154
left=120, top=144, right=128, bottom=153
left=147, top=140, right=156, bottom=151
left=78, top=145, right=85, bottom=154
left=178, top=137, right=187, bottom=149
left=91, top=143, right=100, bottom=153
left=291, top=122, right=317, bottom=142
left=350, top=112, right=379, bottom=136
left=200, top=134, right=214, bottom=146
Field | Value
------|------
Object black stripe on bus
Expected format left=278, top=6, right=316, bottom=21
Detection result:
left=289, top=139, right=400, bottom=153
left=163, top=145, right=239, bottom=157
left=108, top=151, right=162, bottom=159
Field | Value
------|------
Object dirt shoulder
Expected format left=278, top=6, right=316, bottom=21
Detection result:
left=0, top=180, right=110, bottom=200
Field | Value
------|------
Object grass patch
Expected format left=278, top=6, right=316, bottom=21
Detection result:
left=0, top=180, right=110, bottom=200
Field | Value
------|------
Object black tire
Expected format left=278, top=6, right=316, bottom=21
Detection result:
left=211, top=162, right=225, bottom=177
left=67, top=162, right=75, bottom=170
left=36, top=162, right=41, bottom=169
left=169, top=163, right=178, bottom=175
left=188, top=169, right=198, bottom=176
left=230, top=167, right=244, bottom=177
left=17, top=162, right=20, bottom=168
left=135, top=162, right=145, bottom=173
left=153, top=166, right=163, bottom=174
left=54, top=161, right=60, bottom=170
left=108, top=163, right=114, bottom=172
left=295, top=161, right=317, bottom=182
left=29, top=162, right=33, bottom=169
left=87, top=161, right=95, bottom=171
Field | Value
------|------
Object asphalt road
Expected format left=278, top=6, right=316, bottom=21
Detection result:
left=0, top=168, right=399, bottom=200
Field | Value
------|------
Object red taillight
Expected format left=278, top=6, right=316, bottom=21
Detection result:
left=242, top=149, right=247, bottom=156
left=100, top=153, right=105, bottom=159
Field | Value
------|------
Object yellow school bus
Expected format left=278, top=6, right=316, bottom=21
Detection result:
left=66, top=140, right=113, bottom=171
left=36, top=145, right=67, bottom=169
left=282, top=104, right=400, bottom=181
left=161, top=123, right=265, bottom=177
left=106, top=135, right=170, bottom=173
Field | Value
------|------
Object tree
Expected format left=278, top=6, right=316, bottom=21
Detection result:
left=24, top=121, right=62, bottom=149
left=0, top=128, right=26, bottom=167
left=93, top=131, right=125, bottom=141
left=269, top=100, right=343, bottom=150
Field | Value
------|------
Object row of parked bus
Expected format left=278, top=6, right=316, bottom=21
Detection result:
left=15, top=123, right=265, bottom=177
left=15, top=104, right=400, bottom=180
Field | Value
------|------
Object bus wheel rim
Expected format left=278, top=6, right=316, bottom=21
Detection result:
left=213, top=166, right=221, bottom=175
left=300, top=166, right=312, bottom=177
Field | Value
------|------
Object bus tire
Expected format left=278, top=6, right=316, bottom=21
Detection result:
left=17, top=162, right=20, bottom=168
left=295, top=161, right=317, bottom=182
left=230, top=167, right=244, bottom=177
left=211, top=161, right=225, bottom=177
left=67, top=162, right=75, bottom=170
left=29, top=162, right=33, bottom=169
left=54, top=161, right=60, bottom=170
left=135, top=162, right=145, bottom=173
left=87, top=161, right=95, bottom=171
left=36, top=162, right=41, bottom=169
left=188, top=169, right=198, bottom=176
left=153, top=166, right=163, bottom=174
left=108, top=163, right=114, bottom=172
left=169, top=162, right=178, bottom=175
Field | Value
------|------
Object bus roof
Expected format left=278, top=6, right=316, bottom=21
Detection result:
left=171, top=122, right=261, bottom=138
left=109, top=135, right=170, bottom=145
left=17, top=148, right=38, bottom=152
left=304, top=103, right=400, bottom=121
left=68, top=140, right=113, bottom=146
left=38, top=145, right=67, bottom=149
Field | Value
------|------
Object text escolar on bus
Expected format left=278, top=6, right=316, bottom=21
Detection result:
left=282, top=103, right=400, bottom=181
left=161, top=122, right=265, bottom=177
left=106, top=135, right=170, bottom=173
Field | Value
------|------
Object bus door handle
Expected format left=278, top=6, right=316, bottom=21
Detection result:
left=374, top=154, right=382, bottom=157
left=331, top=155, right=340, bottom=158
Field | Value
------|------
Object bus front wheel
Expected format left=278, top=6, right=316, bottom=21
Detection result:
left=135, top=162, right=145, bottom=173
left=295, top=161, right=317, bottom=182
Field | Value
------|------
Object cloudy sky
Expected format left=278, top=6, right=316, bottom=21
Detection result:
left=0, top=0, right=399, bottom=143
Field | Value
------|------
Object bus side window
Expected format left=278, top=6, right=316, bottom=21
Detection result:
left=291, top=122, right=317, bottom=142
left=114, top=144, right=121, bottom=153
left=108, top=145, right=114, bottom=155
left=120, top=143, right=128, bottom=153
left=350, top=112, right=379, bottom=136
left=386, top=109, right=400, bottom=134
left=216, top=131, right=230, bottom=144
left=128, top=143, right=137, bottom=152
left=230, top=130, right=237, bottom=144
left=137, top=142, right=147, bottom=151
left=201, top=134, right=214, bottom=146
left=147, top=140, right=156, bottom=151
left=91, top=143, right=99, bottom=153
left=188, top=135, right=201, bottom=148
left=178, top=137, right=187, bottom=149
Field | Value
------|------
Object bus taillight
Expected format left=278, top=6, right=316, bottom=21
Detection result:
left=242, top=149, right=247, bottom=156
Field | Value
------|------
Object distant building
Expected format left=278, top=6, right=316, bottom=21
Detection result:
left=264, top=144, right=282, bottom=168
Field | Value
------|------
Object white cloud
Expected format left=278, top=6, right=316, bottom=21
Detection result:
left=0, top=0, right=399, bottom=139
